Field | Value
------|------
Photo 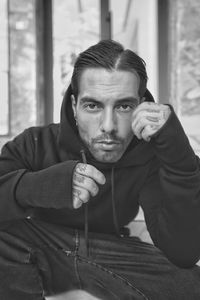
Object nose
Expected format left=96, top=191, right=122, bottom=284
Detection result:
left=100, top=108, right=117, bottom=133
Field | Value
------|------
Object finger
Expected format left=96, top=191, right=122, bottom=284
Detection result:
left=141, top=124, right=159, bottom=142
left=132, top=114, right=161, bottom=139
left=132, top=108, right=161, bottom=129
left=132, top=103, right=171, bottom=140
left=73, top=172, right=99, bottom=197
left=73, top=196, right=82, bottom=209
left=75, top=163, right=106, bottom=185
left=132, top=102, right=161, bottom=119
left=132, top=103, right=167, bottom=130
left=73, top=187, right=90, bottom=209
left=73, top=186, right=90, bottom=203
left=133, top=102, right=171, bottom=124
left=132, top=104, right=170, bottom=139
left=134, top=114, right=164, bottom=134
left=132, top=111, right=161, bottom=138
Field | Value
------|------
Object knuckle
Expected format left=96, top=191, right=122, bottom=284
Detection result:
left=72, top=187, right=81, bottom=198
left=76, top=163, right=87, bottom=174
left=75, top=163, right=81, bottom=172
left=73, top=173, right=86, bottom=187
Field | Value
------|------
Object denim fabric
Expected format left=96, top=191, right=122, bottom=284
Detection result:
left=0, top=218, right=200, bottom=300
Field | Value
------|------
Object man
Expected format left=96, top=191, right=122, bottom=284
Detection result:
left=0, top=40, right=200, bottom=299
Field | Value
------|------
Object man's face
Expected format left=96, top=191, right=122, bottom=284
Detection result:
left=72, top=68, right=140, bottom=163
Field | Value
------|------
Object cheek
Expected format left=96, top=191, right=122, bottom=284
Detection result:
left=77, top=114, right=100, bottom=141
left=118, top=117, right=133, bottom=139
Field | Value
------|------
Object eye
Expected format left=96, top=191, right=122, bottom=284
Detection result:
left=116, top=104, right=133, bottom=112
left=84, top=103, right=101, bottom=112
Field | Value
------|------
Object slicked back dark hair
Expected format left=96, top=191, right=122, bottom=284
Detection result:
left=71, top=40, right=148, bottom=100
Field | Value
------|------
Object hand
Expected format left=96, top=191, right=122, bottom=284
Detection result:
left=131, top=102, right=171, bottom=142
left=72, top=163, right=106, bottom=209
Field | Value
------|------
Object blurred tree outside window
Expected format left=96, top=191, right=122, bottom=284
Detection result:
left=174, top=0, right=200, bottom=156
left=110, top=0, right=158, bottom=102
left=9, top=0, right=36, bottom=135
left=0, top=0, right=9, bottom=135
left=53, top=0, right=100, bottom=122
left=0, top=0, right=36, bottom=150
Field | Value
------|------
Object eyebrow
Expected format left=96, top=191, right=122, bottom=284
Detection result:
left=80, top=97, right=101, bottom=105
left=79, top=96, right=139, bottom=105
left=115, top=97, right=139, bottom=105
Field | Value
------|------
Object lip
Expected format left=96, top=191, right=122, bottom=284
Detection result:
left=96, top=140, right=120, bottom=150
left=96, top=140, right=120, bottom=144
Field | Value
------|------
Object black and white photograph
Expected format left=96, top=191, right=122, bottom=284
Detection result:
left=0, top=1, right=200, bottom=299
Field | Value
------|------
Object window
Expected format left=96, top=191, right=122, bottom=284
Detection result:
left=0, top=0, right=9, bottom=135
left=0, top=0, right=36, bottom=144
left=52, top=0, right=158, bottom=122
left=53, top=0, right=100, bottom=122
left=110, top=0, right=158, bottom=101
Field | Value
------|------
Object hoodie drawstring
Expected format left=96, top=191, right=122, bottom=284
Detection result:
left=84, top=201, right=89, bottom=256
left=111, top=167, right=121, bottom=236
left=80, top=150, right=89, bottom=256
left=81, top=150, right=123, bottom=257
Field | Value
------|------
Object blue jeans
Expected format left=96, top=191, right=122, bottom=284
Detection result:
left=0, top=218, right=200, bottom=300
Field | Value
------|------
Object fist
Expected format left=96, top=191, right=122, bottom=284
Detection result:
left=132, top=102, right=171, bottom=142
left=72, top=163, right=106, bottom=209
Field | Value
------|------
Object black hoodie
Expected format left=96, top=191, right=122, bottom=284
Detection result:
left=0, top=86, right=200, bottom=268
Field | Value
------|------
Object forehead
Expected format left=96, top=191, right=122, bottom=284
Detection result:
left=78, top=68, right=140, bottom=101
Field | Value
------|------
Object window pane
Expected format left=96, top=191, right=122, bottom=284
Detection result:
left=110, top=0, right=158, bottom=100
left=9, top=0, right=36, bottom=135
left=53, top=0, right=100, bottom=122
left=0, top=0, right=9, bottom=135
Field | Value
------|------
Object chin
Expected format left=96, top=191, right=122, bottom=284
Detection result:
left=93, top=151, right=123, bottom=163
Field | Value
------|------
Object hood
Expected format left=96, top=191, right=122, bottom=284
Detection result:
left=58, top=84, right=155, bottom=168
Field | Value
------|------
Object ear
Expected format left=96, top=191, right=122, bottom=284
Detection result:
left=71, top=95, right=77, bottom=119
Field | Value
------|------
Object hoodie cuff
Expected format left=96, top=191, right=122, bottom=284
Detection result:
left=150, top=107, right=197, bottom=171
left=16, top=160, right=78, bottom=210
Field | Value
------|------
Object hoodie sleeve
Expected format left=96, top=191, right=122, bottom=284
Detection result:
left=139, top=108, right=200, bottom=268
left=0, top=130, right=77, bottom=224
